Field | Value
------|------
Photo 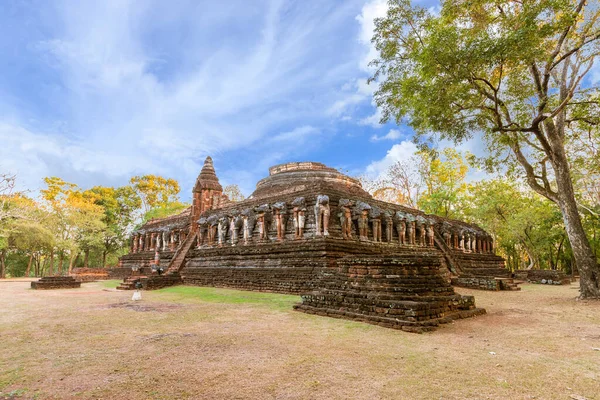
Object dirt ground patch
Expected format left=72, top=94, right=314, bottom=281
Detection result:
left=0, top=280, right=599, bottom=399
left=103, top=302, right=184, bottom=313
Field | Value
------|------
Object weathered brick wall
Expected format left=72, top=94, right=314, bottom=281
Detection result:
left=450, top=251, right=509, bottom=277
left=514, top=269, right=571, bottom=284
left=451, top=276, right=501, bottom=291
left=181, top=238, right=454, bottom=294
left=142, top=274, right=183, bottom=290
left=70, top=268, right=110, bottom=282
left=31, top=277, right=81, bottom=290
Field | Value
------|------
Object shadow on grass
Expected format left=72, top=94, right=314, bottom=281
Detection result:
left=154, top=285, right=300, bottom=311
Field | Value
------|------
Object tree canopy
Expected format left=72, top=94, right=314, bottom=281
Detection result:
left=371, top=0, right=600, bottom=298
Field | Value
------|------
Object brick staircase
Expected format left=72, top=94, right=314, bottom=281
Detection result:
left=434, top=231, right=463, bottom=276
left=116, top=276, right=146, bottom=290
left=166, top=231, right=197, bottom=275
left=495, top=277, right=521, bottom=291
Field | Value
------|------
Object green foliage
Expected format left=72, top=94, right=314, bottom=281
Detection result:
left=463, top=178, right=568, bottom=271
left=416, top=148, right=471, bottom=218
left=130, top=175, right=180, bottom=213
left=372, top=0, right=600, bottom=296
left=141, top=202, right=189, bottom=225
left=223, top=184, right=245, bottom=202
left=83, top=185, right=141, bottom=264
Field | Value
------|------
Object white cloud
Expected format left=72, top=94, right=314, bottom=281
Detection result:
left=272, top=125, right=319, bottom=142
left=360, top=106, right=383, bottom=127
left=356, top=0, right=389, bottom=72
left=0, top=1, right=365, bottom=198
left=326, top=0, right=389, bottom=120
left=370, top=128, right=402, bottom=142
left=365, top=140, right=418, bottom=179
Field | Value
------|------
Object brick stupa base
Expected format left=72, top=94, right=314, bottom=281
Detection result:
left=31, top=276, right=81, bottom=290
left=294, top=254, right=486, bottom=333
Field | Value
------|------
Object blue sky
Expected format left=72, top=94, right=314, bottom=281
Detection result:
left=0, top=0, right=455, bottom=200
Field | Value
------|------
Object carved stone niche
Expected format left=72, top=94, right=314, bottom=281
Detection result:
left=369, top=206, right=382, bottom=243
left=291, top=197, right=306, bottom=239
left=197, top=217, right=208, bottom=247
left=228, top=213, right=243, bottom=245
left=405, top=214, right=416, bottom=245
left=416, top=215, right=427, bottom=247
left=393, top=211, right=406, bottom=245
left=353, top=201, right=371, bottom=241
left=338, top=199, right=355, bottom=240
left=254, top=204, right=271, bottom=241
left=241, top=208, right=256, bottom=244
left=206, top=215, right=219, bottom=245
left=217, top=215, right=229, bottom=246
left=314, top=195, right=330, bottom=236
left=382, top=210, right=393, bottom=243
left=271, top=202, right=287, bottom=240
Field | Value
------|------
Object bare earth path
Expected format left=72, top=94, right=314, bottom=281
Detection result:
left=0, top=279, right=599, bottom=400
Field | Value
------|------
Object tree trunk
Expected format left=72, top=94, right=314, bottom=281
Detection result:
left=49, top=249, right=54, bottom=276
left=102, top=251, right=107, bottom=268
left=58, top=251, right=64, bottom=276
left=25, top=253, right=34, bottom=277
left=68, top=252, right=76, bottom=274
left=554, top=159, right=600, bottom=298
left=0, top=249, right=6, bottom=279
left=84, top=249, right=89, bottom=268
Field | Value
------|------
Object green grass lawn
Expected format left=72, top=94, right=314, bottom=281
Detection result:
left=156, top=285, right=300, bottom=311
left=100, top=279, right=121, bottom=289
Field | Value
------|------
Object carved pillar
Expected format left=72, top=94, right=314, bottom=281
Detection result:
left=459, top=233, right=465, bottom=251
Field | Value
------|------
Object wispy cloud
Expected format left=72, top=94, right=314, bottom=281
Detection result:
left=0, top=0, right=369, bottom=197
left=370, top=128, right=402, bottom=142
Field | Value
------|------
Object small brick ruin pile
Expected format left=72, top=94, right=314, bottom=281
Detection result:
left=116, top=273, right=183, bottom=291
left=70, top=268, right=110, bottom=282
left=295, top=253, right=485, bottom=333
left=31, top=276, right=81, bottom=290
left=513, top=269, right=571, bottom=285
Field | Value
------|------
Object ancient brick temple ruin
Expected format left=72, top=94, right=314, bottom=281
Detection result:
left=120, top=157, right=518, bottom=332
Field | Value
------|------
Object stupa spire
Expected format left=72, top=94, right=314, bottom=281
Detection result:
left=193, top=156, right=223, bottom=192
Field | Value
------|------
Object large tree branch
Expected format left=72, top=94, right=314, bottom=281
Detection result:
left=508, top=135, right=559, bottom=203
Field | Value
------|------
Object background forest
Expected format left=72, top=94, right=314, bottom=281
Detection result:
left=0, top=174, right=242, bottom=278
left=360, top=139, right=600, bottom=274
left=1, top=135, right=598, bottom=278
